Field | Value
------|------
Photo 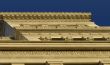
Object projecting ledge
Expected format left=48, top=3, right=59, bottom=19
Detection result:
left=0, top=42, right=110, bottom=50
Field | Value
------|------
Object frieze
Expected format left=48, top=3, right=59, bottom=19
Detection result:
left=0, top=51, right=109, bottom=58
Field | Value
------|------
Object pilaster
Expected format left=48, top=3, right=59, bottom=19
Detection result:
left=12, top=63, right=25, bottom=65
left=46, top=61, right=63, bottom=65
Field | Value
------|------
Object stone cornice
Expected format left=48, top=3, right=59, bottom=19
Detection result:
left=0, top=42, right=109, bottom=51
left=0, top=12, right=91, bottom=20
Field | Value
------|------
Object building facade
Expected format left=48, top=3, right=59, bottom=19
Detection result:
left=0, top=12, right=110, bottom=65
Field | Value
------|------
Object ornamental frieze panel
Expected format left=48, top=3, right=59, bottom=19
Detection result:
left=0, top=51, right=109, bottom=58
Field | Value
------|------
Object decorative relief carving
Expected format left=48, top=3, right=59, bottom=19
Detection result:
left=0, top=12, right=92, bottom=20
left=0, top=51, right=110, bottom=58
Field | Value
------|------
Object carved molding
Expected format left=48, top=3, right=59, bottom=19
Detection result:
left=0, top=12, right=91, bottom=20
left=0, top=51, right=110, bottom=58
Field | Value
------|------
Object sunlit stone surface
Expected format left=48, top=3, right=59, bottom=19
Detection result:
left=0, top=12, right=110, bottom=65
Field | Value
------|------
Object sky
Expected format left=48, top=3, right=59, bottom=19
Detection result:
left=0, top=0, right=110, bottom=26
